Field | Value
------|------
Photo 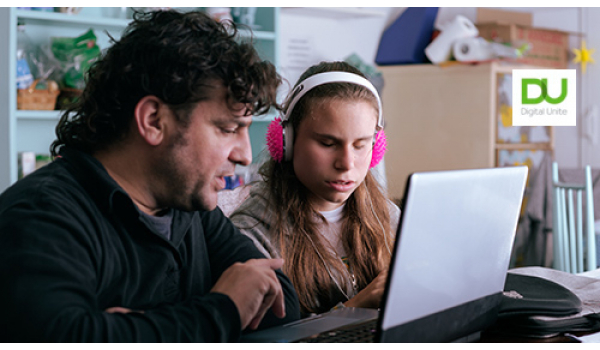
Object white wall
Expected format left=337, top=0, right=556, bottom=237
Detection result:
left=279, top=7, right=389, bottom=93
left=280, top=7, right=600, bottom=169
left=581, top=8, right=600, bottom=168
left=524, top=7, right=600, bottom=169
left=527, top=8, right=583, bottom=169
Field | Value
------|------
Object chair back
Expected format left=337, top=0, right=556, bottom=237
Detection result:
left=552, top=162, right=597, bottom=273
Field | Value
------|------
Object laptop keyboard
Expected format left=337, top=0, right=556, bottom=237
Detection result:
left=297, top=319, right=378, bottom=343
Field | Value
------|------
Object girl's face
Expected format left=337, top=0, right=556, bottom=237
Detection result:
left=293, top=98, right=378, bottom=212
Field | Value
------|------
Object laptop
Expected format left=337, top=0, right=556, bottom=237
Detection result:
left=242, top=166, right=528, bottom=343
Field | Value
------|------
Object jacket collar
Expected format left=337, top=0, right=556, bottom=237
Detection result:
left=57, top=147, right=195, bottom=244
left=59, top=147, right=129, bottom=215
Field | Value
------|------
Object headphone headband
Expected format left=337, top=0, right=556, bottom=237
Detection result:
left=282, top=72, right=383, bottom=128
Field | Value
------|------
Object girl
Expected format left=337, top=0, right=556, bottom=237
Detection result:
left=230, top=61, right=399, bottom=315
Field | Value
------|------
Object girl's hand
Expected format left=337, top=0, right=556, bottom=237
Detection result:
left=343, top=269, right=387, bottom=309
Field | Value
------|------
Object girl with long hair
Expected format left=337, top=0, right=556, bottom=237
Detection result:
left=230, top=61, right=399, bottom=315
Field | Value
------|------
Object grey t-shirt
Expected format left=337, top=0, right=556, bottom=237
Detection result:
left=139, top=208, right=174, bottom=241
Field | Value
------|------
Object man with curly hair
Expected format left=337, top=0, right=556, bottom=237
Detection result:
left=0, top=10, right=299, bottom=342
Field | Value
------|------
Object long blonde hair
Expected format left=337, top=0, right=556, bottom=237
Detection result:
left=261, top=61, right=393, bottom=314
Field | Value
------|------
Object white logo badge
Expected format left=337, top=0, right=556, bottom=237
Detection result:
left=512, top=69, right=576, bottom=126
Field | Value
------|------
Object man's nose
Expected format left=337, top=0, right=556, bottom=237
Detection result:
left=230, top=130, right=252, bottom=166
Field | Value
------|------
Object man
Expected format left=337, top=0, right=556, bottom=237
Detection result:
left=0, top=10, right=299, bottom=342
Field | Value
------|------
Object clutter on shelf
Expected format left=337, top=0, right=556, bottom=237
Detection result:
left=452, top=37, right=528, bottom=63
left=231, top=7, right=258, bottom=28
left=204, top=7, right=233, bottom=23
left=50, top=29, right=101, bottom=90
left=375, top=7, right=439, bottom=65
left=475, top=8, right=570, bottom=69
left=425, top=14, right=479, bottom=64
left=15, top=24, right=102, bottom=110
left=425, top=14, right=531, bottom=66
left=345, top=53, right=384, bottom=94
left=17, top=7, right=53, bottom=12
left=16, top=79, right=60, bottom=110
left=16, top=23, right=35, bottom=90
left=56, top=7, right=82, bottom=15
left=375, top=7, right=571, bottom=68
left=18, top=152, right=52, bottom=179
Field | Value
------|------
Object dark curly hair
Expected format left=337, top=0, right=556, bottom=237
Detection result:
left=51, top=9, right=281, bottom=157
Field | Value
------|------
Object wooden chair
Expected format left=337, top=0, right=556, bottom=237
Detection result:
left=552, top=162, right=597, bottom=273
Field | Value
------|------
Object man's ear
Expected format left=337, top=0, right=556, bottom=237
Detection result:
left=134, top=96, right=166, bottom=146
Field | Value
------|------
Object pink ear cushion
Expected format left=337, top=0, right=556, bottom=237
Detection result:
left=266, top=116, right=284, bottom=162
left=370, top=130, right=387, bottom=168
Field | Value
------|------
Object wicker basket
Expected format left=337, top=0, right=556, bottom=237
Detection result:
left=17, top=79, right=60, bottom=110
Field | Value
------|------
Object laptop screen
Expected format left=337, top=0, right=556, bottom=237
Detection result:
left=380, top=166, right=528, bottom=341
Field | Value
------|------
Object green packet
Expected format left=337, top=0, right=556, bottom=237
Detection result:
left=51, top=29, right=98, bottom=61
left=63, top=45, right=101, bottom=89
left=51, top=29, right=101, bottom=89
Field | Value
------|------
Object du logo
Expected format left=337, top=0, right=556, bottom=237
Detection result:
left=522, top=78, right=568, bottom=105
left=512, top=69, right=576, bottom=126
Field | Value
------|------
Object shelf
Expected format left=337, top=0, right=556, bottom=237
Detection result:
left=16, top=110, right=62, bottom=121
left=2, top=7, right=280, bottom=190
left=281, top=7, right=386, bottom=19
left=495, top=143, right=554, bottom=151
left=16, top=9, right=130, bottom=29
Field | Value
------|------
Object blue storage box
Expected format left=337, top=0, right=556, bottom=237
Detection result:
left=375, top=7, right=439, bottom=65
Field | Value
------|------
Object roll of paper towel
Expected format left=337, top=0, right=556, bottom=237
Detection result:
left=453, top=37, right=522, bottom=62
left=452, top=37, right=494, bottom=62
left=425, top=15, right=479, bottom=64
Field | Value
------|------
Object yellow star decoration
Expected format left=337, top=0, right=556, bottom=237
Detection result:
left=572, top=40, right=595, bottom=73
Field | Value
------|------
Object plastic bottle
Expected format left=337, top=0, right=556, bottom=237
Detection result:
left=16, top=23, right=34, bottom=90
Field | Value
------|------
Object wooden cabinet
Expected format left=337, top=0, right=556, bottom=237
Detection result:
left=0, top=7, right=280, bottom=191
left=379, top=62, right=554, bottom=201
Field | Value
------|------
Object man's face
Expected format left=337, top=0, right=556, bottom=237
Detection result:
left=153, top=86, right=252, bottom=212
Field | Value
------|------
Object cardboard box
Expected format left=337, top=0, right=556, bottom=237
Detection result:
left=475, top=8, right=569, bottom=69
left=477, top=8, right=532, bottom=26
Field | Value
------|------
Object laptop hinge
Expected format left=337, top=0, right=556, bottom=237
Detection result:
left=377, top=292, right=502, bottom=343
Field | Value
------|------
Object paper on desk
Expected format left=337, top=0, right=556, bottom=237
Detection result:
left=576, top=331, right=600, bottom=343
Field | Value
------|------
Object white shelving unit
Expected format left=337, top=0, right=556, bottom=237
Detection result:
left=0, top=7, right=280, bottom=191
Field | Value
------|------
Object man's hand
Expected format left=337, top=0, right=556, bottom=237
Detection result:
left=211, top=258, right=286, bottom=330
left=344, top=269, right=387, bottom=309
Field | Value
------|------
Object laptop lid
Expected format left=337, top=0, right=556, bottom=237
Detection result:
left=378, top=166, right=528, bottom=342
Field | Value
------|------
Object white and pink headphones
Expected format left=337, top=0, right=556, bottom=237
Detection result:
left=266, top=72, right=387, bottom=168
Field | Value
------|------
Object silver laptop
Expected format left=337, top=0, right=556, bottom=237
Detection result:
left=242, top=166, right=528, bottom=343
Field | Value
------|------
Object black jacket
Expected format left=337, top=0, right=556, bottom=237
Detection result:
left=0, top=147, right=299, bottom=342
